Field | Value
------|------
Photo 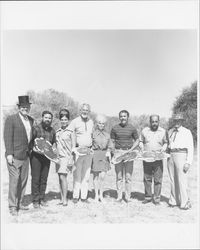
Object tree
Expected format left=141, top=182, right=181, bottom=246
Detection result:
left=169, top=81, right=197, bottom=144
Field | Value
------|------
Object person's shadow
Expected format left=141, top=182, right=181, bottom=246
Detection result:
left=23, top=190, right=169, bottom=205
left=88, top=189, right=169, bottom=203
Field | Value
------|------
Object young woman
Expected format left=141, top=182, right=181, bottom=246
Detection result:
left=92, top=115, right=113, bottom=203
left=56, top=109, right=75, bottom=206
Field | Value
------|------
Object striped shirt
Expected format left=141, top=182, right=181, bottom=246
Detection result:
left=110, top=123, right=139, bottom=150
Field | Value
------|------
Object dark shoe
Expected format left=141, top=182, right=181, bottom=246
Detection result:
left=18, top=205, right=29, bottom=211
left=33, top=203, right=40, bottom=209
left=153, top=201, right=161, bottom=206
left=81, top=199, right=90, bottom=204
left=142, top=199, right=152, bottom=204
left=168, top=203, right=176, bottom=208
left=72, top=198, right=79, bottom=204
left=40, top=200, right=49, bottom=207
left=9, top=207, right=18, bottom=216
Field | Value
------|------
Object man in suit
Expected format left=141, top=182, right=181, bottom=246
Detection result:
left=167, top=113, right=194, bottom=210
left=4, top=95, right=34, bottom=216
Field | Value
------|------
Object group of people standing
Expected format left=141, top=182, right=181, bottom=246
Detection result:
left=3, top=95, right=194, bottom=216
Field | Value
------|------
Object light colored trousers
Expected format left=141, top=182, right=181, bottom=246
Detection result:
left=73, top=154, right=93, bottom=199
left=167, top=152, right=189, bottom=208
left=7, top=158, right=29, bottom=209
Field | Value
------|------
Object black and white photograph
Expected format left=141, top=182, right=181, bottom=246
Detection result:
left=0, top=1, right=199, bottom=249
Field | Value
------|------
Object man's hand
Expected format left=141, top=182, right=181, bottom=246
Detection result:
left=183, top=163, right=190, bottom=173
left=7, top=155, right=13, bottom=166
left=106, top=151, right=111, bottom=162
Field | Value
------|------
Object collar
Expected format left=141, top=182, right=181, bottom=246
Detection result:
left=19, top=112, right=29, bottom=121
left=56, top=126, right=72, bottom=133
left=119, top=122, right=128, bottom=128
left=149, top=126, right=162, bottom=132
left=95, top=128, right=106, bottom=136
left=80, top=116, right=90, bottom=123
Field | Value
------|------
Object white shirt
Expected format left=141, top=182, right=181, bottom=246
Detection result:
left=68, top=116, right=94, bottom=147
left=19, top=113, right=31, bottom=143
left=168, top=126, right=194, bottom=165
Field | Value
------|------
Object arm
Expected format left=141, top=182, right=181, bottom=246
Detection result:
left=183, top=130, right=194, bottom=173
left=161, top=130, right=169, bottom=152
left=129, top=128, right=140, bottom=151
left=4, top=116, right=14, bottom=165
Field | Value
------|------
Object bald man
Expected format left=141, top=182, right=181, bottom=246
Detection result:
left=68, top=104, right=94, bottom=203
left=139, top=115, right=168, bottom=205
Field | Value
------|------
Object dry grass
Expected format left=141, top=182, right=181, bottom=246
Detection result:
left=1, top=151, right=198, bottom=224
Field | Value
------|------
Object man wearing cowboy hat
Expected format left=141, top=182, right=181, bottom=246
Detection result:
left=4, top=95, right=34, bottom=216
left=167, top=113, right=194, bottom=210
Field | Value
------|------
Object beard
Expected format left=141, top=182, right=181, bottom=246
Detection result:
left=42, top=120, right=51, bottom=127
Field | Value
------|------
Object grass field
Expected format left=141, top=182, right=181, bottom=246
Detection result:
left=1, top=150, right=198, bottom=224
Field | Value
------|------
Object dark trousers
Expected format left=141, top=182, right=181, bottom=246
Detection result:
left=143, top=160, right=163, bottom=202
left=30, top=152, right=50, bottom=204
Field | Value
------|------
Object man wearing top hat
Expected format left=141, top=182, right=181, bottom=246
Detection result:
left=167, top=113, right=194, bottom=210
left=4, top=95, right=34, bottom=216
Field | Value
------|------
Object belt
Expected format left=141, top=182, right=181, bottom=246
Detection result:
left=94, top=149, right=107, bottom=151
left=170, top=148, right=187, bottom=153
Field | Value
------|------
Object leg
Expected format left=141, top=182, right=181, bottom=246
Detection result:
left=115, top=162, right=124, bottom=200
left=17, top=158, right=29, bottom=208
left=143, top=161, right=153, bottom=201
left=39, top=157, right=50, bottom=203
left=59, top=174, right=68, bottom=205
left=124, top=161, right=133, bottom=201
left=58, top=174, right=63, bottom=203
left=73, top=156, right=84, bottom=199
left=80, top=154, right=93, bottom=200
left=30, top=153, right=42, bottom=205
left=93, top=172, right=100, bottom=202
left=167, top=156, right=180, bottom=206
left=153, top=160, right=163, bottom=203
left=7, top=163, right=20, bottom=210
left=99, top=171, right=106, bottom=202
left=173, top=153, right=190, bottom=208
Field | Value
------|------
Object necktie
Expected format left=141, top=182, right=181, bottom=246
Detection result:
left=172, top=128, right=178, bottom=142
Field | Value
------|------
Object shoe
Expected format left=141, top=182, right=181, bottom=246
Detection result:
left=33, top=203, right=40, bottom=209
left=18, top=205, right=29, bottom=211
left=72, top=198, right=79, bottom=204
left=81, top=199, right=90, bottom=204
left=116, top=198, right=123, bottom=203
left=168, top=203, right=177, bottom=208
left=153, top=201, right=161, bottom=206
left=124, top=197, right=132, bottom=203
left=9, top=207, right=18, bottom=216
left=62, top=200, right=68, bottom=206
left=142, top=199, right=152, bottom=204
left=180, top=201, right=192, bottom=210
left=40, top=200, right=49, bottom=207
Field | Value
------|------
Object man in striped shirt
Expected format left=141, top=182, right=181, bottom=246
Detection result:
left=110, top=110, right=139, bottom=202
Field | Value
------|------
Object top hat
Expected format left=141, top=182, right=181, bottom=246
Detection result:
left=172, top=113, right=184, bottom=120
left=17, top=95, right=32, bottom=106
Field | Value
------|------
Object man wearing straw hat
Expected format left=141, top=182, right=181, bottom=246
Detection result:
left=4, top=95, right=34, bottom=216
left=167, top=113, right=194, bottom=210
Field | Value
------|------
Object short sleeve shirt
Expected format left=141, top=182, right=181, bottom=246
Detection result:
left=68, top=116, right=94, bottom=147
left=139, top=126, right=168, bottom=151
left=110, top=123, right=139, bottom=150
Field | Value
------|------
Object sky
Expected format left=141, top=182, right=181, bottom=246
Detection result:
left=2, top=30, right=197, bottom=118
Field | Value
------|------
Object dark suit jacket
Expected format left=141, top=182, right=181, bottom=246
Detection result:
left=4, top=113, right=34, bottom=160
